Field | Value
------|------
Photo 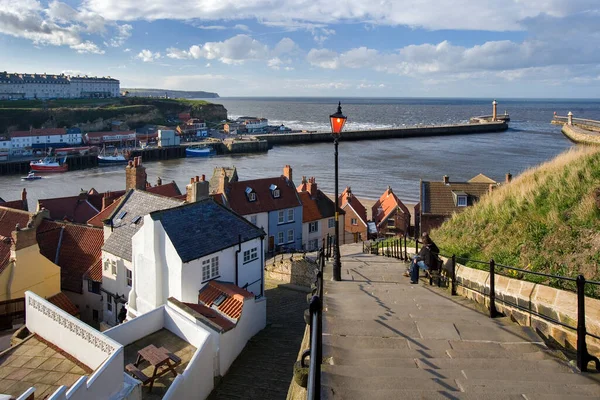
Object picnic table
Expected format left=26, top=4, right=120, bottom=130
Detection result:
left=125, top=344, right=182, bottom=392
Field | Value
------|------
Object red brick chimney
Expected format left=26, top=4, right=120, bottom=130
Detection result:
left=125, top=156, right=147, bottom=191
left=505, top=172, right=512, bottom=183
left=307, top=177, right=317, bottom=198
left=187, top=175, right=209, bottom=203
left=443, top=175, right=449, bottom=184
left=283, top=165, right=292, bottom=183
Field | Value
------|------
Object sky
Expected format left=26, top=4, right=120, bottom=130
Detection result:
left=1, top=0, right=600, bottom=97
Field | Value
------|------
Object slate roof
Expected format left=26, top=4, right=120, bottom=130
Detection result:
left=372, top=187, right=410, bottom=227
left=298, top=191, right=341, bottom=223
left=147, top=181, right=181, bottom=198
left=421, top=177, right=494, bottom=216
left=339, top=187, right=367, bottom=225
left=102, top=190, right=184, bottom=261
left=225, top=176, right=301, bottom=216
left=37, top=220, right=104, bottom=294
left=150, top=199, right=265, bottom=263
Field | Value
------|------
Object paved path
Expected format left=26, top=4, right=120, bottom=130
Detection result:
left=322, top=244, right=600, bottom=399
left=208, top=279, right=307, bottom=400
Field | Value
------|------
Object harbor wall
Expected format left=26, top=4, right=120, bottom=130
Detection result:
left=561, top=124, right=600, bottom=145
left=254, top=121, right=508, bottom=145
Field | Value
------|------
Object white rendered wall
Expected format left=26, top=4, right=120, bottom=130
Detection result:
left=244, top=212, right=269, bottom=238
left=101, top=251, right=132, bottom=325
left=104, top=306, right=165, bottom=346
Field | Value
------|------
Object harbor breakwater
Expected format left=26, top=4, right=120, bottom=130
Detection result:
left=254, top=121, right=508, bottom=145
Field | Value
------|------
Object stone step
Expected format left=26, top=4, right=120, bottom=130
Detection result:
left=324, top=346, right=449, bottom=360
left=321, top=387, right=524, bottom=400
left=446, top=348, right=566, bottom=361
left=461, top=369, right=596, bottom=385
left=322, top=334, right=411, bottom=349
left=414, top=357, right=573, bottom=372
left=321, top=364, right=464, bottom=380
left=321, top=373, right=460, bottom=392
left=455, top=378, right=600, bottom=396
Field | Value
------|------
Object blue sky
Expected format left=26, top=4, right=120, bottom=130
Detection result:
left=1, top=0, right=600, bottom=97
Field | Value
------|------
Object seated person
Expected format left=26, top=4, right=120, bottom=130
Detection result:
left=406, top=232, right=439, bottom=284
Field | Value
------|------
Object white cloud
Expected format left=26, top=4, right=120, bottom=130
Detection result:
left=136, top=49, right=161, bottom=62
left=124, top=48, right=131, bottom=52
left=84, top=0, right=598, bottom=31
left=107, top=23, right=132, bottom=47
left=307, top=48, right=339, bottom=69
left=233, top=24, right=250, bottom=32
left=167, top=34, right=298, bottom=67
left=195, top=25, right=227, bottom=30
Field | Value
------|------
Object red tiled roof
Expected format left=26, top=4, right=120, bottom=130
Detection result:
left=339, top=187, right=367, bottom=224
left=84, top=259, right=102, bottom=282
left=182, top=302, right=236, bottom=332
left=0, top=207, right=31, bottom=238
left=37, top=220, right=103, bottom=293
left=298, top=190, right=340, bottom=223
left=0, top=238, right=12, bottom=274
left=422, top=180, right=493, bottom=215
left=87, top=197, right=122, bottom=227
left=225, top=176, right=301, bottom=215
left=38, top=195, right=100, bottom=224
left=372, top=187, right=410, bottom=227
left=147, top=181, right=181, bottom=198
left=47, top=292, right=79, bottom=316
left=198, top=281, right=253, bottom=320
left=11, top=128, right=67, bottom=138
left=0, top=199, right=27, bottom=211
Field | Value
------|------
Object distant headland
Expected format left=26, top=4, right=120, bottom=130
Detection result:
left=122, top=88, right=220, bottom=99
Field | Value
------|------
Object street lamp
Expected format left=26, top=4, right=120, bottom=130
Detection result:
left=330, top=102, right=347, bottom=281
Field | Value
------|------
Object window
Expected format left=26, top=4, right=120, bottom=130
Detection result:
left=287, top=229, right=294, bottom=243
left=310, top=239, right=319, bottom=251
left=250, top=215, right=257, bottom=225
left=273, top=189, right=280, bottom=198
left=278, top=231, right=284, bottom=244
left=457, top=196, right=467, bottom=207
left=309, top=221, right=319, bottom=233
left=248, top=192, right=256, bottom=201
left=243, top=247, right=258, bottom=263
left=387, top=218, right=395, bottom=227
left=351, top=218, right=358, bottom=226
left=287, top=209, right=294, bottom=222
left=278, top=210, right=285, bottom=224
left=106, top=295, right=113, bottom=312
left=88, top=280, right=100, bottom=294
left=126, top=269, right=132, bottom=287
left=328, top=218, right=335, bottom=228
left=202, top=256, right=219, bottom=281
left=111, top=260, right=117, bottom=276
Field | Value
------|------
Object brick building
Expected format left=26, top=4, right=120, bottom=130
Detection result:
left=371, top=186, right=411, bottom=237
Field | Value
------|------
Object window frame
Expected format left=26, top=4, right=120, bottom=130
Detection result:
left=309, top=221, right=319, bottom=233
left=287, top=229, right=294, bottom=243
left=351, top=218, right=358, bottom=226
left=287, top=208, right=294, bottom=222
left=202, top=256, right=220, bottom=282
left=126, top=268, right=132, bottom=287
left=278, top=231, right=284, bottom=245
left=106, top=295, right=113, bottom=312
left=328, top=218, right=335, bottom=228
left=278, top=210, right=285, bottom=224
left=457, top=195, right=467, bottom=207
left=243, top=247, right=258, bottom=263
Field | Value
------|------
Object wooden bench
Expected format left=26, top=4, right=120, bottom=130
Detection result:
left=158, top=347, right=181, bottom=365
left=426, top=258, right=444, bottom=287
left=126, top=363, right=150, bottom=384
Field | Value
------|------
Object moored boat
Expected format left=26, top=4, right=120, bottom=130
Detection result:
left=21, top=172, right=43, bottom=181
left=30, top=157, right=68, bottom=172
left=186, top=146, right=215, bottom=157
left=98, top=147, right=130, bottom=165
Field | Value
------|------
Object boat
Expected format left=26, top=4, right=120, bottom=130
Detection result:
left=30, top=157, right=68, bottom=173
left=21, top=172, right=43, bottom=181
left=186, top=146, right=215, bottom=157
left=98, top=147, right=130, bottom=165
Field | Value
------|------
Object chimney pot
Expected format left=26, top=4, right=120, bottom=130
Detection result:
left=443, top=175, right=449, bottom=184
left=283, top=165, right=292, bottom=183
left=21, top=188, right=27, bottom=201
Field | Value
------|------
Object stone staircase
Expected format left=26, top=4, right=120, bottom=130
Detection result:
left=320, top=244, right=600, bottom=399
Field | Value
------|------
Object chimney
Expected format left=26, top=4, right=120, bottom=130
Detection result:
left=307, top=177, right=317, bottom=198
left=505, top=172, right=512, bottom=183
left=21, top=188, right=28, bottom=211
left=489, top=183, right=496, bottom=195
left=217, top=168, right=230, bottom=194
left=187, top=175, right=209, bottom=203
left=125, top=156, right=147, bottom=191
left=102, top=191, right=113, bottom=209
left=156, top=176, right=162, bottom=186
left=11, top=209, right=49, bottom=251
left=443, top=175, right=449, bottom=184
left=387, top=185, right=393, bottom=195
left=283, top=165, right=292, bottom=183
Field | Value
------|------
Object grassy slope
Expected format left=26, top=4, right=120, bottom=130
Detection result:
left=432, top=146, right=600, bottom=293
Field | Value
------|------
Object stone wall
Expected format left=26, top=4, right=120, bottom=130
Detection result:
left=449, top=260, right=600, bottom=355
left=265, top=254, right=318, bottom=288
left=562, top=124, right=600, bottom=145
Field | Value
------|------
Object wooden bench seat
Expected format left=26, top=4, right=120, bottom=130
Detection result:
left=126, top=363, right=150, bottom=384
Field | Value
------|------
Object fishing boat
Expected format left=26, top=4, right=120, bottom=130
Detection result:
left=98, top=147, right=130, bottom=165
left=186, top=146, right=215, bottom=157
left=21, top=172, right=43, bottom=181
left=30, top=157, right=68, bottom=173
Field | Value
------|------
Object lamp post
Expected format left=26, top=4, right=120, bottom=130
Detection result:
left=330, top=102, right=347, bottom=281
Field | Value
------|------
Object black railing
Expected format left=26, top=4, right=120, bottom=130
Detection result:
left=303, top=245, right=325, bottom=400
left=363, top=234, right=410, bottom=261
left=405, top=239, right=600, bottom=373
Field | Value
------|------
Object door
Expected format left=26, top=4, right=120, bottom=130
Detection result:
left=92, top=309, right=99, bottom=322
left=269, top=236, right=275, bottom=251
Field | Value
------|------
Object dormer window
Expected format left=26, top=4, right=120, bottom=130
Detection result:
left=245, top=187, right=256, bottom=202
left=270, top=184, right=280, bottom=198
left=457, top=196, right=467, bottom=207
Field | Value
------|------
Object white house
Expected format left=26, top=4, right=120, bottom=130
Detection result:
left=297, top=176, right=344, bottom=251
left=101, top=189, right=184, bottom=327
left=158, top=129, right=180, bottom=147
left=9, top=128, right=82, bottom=155
left=127, top=198, right=266, bottom=319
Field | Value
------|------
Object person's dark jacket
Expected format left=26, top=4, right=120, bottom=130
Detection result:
left=418, top=241, right=440, bottom=269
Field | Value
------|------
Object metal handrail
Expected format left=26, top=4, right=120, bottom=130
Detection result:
left=305, top=245, right=325, bottom=400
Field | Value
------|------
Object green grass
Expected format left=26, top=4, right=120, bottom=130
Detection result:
left=431, top=146, right=600, bottom=288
